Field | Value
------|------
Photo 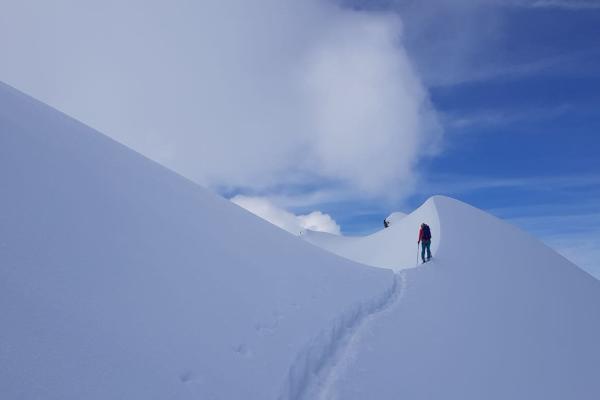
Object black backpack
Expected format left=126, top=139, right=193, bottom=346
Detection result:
left=422, top=224, right=431, bottom=241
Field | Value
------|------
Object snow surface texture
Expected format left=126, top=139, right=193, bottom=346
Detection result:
left=0, top=82, right=395, bottom=399
left=1, top=81, right=600, bottom=399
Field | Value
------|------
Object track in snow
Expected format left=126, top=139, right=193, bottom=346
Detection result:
left=279, top=272, right=406, bottom=400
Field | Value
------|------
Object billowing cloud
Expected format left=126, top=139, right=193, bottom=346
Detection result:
left=0, top=0, right=441, bottom=202
left=231, top=195, right=341, bottom=235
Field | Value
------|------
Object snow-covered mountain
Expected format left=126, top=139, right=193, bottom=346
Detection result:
left=1, top=81, right=599, bottom=399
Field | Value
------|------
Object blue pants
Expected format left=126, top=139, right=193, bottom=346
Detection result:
left=421, top=240, right=431, bottom=262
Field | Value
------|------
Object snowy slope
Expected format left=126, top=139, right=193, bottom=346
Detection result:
left=303, top=199, right=439, bottom=270
left=321, top=196, right=600, bottom=400
left=0, top=82, right=396, bottom=400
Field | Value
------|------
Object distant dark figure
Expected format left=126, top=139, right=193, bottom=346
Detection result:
left=418, top=223, right=432, bottom=263
left=384, top=218, right=390, bottom=228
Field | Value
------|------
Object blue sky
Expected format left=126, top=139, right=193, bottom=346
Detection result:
left=306, top=0, right=600, bottom=277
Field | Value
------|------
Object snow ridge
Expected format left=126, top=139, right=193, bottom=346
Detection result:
left=278, top=272, right=404, bottom=400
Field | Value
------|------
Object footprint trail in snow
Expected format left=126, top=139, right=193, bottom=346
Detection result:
left=279, top=271, right=406, bottom=400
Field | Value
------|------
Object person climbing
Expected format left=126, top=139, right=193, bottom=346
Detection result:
left=418, top=223, right=432, bottom=263
left=383, top=218, right=390, bottom=228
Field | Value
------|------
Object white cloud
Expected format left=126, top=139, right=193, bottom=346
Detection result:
left=545, top=235, right=600, bottom=280
left=384, top=0, right=599, bottom=88
left=231, top=195, right=341, bottom=235
left=419, top=174, right=600, bottom=197
left=0, top=0, right=441, bottom=203
left=442, top=104, right=572, bottom=130
left=300, top=12, right=441, bottom=195
left=502, top=0, right=600, bottom=9
left=386, top=0, right=506, bottom=87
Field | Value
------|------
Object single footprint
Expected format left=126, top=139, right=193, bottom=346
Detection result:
left=179, top=370, right=195, bottom=383
left=254, top=310, right=283, bottom=335
left=233, top=343, right=252, bottom=358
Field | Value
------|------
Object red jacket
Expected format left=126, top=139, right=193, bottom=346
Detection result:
left=418, top=225, right=431, bottom=242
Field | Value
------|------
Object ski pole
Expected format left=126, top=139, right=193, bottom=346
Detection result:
left=416, top=242, right=419, bottom=265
